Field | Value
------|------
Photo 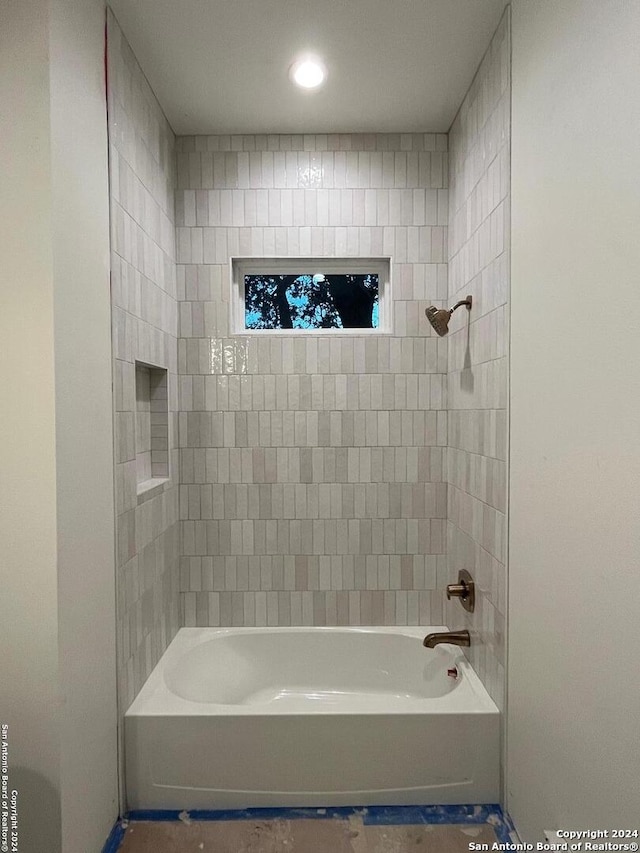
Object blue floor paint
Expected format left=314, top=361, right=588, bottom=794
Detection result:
left=101, top=819, right=127, bottom=853
left=125, top=803, right=517, bottom=841
left=127, top=807, right=361, bottom=822
left=360, top=803, right=498, bottom=824
left=489, top=806, right=518, bottom=844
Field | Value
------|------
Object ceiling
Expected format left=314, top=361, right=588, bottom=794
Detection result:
left=108, top=0, right=507, bottom=136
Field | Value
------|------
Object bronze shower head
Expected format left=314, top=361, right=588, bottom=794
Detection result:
left=425, top=295, right=472, bottom=336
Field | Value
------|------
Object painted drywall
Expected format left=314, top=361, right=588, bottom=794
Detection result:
left=50, top=0, right=119, bottom=848
left=0, top=1, right=62, bottom=849
left=108, top=0, right=507, bottom=134
left=509, top=0, right=640, bottom=838
left=0, top=0, right=118, bottom=850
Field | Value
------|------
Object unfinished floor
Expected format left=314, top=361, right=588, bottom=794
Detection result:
left=117, top=816, right=500, bottom=852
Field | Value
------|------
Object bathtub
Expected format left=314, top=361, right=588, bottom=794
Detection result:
left=125, top=626, right=499, bottom=810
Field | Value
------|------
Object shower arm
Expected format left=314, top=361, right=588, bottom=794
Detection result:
left=450, top=296, right=473, bottom=314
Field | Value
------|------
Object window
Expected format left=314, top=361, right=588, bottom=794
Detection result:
left=231, top=258, right=391, bottom=334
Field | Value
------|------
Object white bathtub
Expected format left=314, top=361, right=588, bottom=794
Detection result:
left=125, top=626, right=499, bottom=809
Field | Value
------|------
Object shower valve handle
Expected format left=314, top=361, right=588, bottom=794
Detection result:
left=445, top=570, right=475, bottom=613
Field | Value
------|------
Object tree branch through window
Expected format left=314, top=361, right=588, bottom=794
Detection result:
left=245, top=273, right=379, bottom=330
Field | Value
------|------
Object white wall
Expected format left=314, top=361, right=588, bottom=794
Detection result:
left=0, top=0, right=119, bottom=850
left=50, top=0, right=119, bottom=848
left=0, top=2, right=62, bottom=848
left=509, top=0, right=640, bottom=839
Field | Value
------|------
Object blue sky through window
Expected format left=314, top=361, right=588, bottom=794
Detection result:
left=245, top=273, right=379, bottom=330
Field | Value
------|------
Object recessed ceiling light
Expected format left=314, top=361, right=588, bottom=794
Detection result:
left=290, top=56, right=326, bottom=90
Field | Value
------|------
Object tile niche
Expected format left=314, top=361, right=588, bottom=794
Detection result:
left=135, top=362, right=170, bottom=497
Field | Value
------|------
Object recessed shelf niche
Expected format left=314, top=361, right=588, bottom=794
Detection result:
left=135, top=362, right=169, bottom=497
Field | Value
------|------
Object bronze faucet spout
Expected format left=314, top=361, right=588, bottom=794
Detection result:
left=423, top=630, right=471, bottom=648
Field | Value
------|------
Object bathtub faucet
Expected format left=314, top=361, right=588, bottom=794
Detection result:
left=422, top=630, right=470, bottom=648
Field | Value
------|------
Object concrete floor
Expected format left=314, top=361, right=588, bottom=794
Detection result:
left=117, top=816, right=499, bottom=852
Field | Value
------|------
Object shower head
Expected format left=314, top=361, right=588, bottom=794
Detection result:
left=425, top=295, right=472, bottom=336
left=425, top=306, right=452, bottom=336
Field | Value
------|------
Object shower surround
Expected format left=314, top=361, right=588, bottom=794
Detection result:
left=108, top=11, right=180, bottom=711
left=446, top=8, right=510, bottom=711
left=175, top=132, right=450, bottom=629
left=107, top=7, right=510, bottom=729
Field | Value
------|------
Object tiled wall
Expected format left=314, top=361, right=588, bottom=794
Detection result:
left=446, top=8, right=510, bottom=710
left=175, top=133, right=451, bottom=627
left=107, top=9, right=511, bottom=715
left=107, top=11, right=180, bottom=710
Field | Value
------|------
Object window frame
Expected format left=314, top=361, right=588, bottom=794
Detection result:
left=230, top=256, right=393, bottom=336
